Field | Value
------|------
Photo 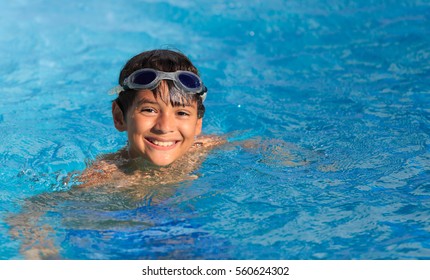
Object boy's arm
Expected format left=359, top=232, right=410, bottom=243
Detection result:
left=7, top=192, right=63, bottom=259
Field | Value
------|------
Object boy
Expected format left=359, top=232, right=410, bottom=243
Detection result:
left=9, top=50, right=306, bottom=259
left=78, top=49, right=224, bottom=187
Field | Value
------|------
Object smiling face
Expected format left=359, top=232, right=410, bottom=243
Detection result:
left=112, top=81, right=202, bottom=166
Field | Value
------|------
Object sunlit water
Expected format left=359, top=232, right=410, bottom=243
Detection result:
left=1, top=0, right=430, bottom=259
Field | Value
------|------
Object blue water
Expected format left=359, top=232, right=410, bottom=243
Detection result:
left=1, top=0, right=430, bottom=259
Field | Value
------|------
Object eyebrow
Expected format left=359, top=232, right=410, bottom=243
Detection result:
left=135, top=98, right=159, bottom=106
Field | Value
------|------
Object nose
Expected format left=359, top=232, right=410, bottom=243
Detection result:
left=152, top=111, right=175, bottom=134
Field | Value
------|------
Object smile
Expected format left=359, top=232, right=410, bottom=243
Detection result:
left=146, top=138, right=178, bottom=148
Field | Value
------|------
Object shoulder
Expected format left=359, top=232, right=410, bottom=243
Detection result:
left=77, top=151, right=128, bottom=187
left=192, top=135, right=227, bottom=149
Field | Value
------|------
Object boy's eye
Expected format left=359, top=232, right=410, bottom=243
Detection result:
left=177, top=111, right=190, bottom=117
left=140, top=108, right=156, bottom=113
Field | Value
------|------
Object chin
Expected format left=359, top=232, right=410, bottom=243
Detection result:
left=130, top=150, right=178, bottom=167
left=146, top=157, right=176, bottom=167
left=152, top=161, right=174, bottom=167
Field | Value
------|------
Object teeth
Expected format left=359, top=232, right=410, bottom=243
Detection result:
left=150, top=139, right=175, bottom=147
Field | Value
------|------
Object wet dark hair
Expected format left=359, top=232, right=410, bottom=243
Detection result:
left=114, top=49, right=205, bottom=119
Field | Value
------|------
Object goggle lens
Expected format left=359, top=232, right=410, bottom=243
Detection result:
left=133, top=71, right=156, bottom=85
left=178, top=72, right=201, bottom=89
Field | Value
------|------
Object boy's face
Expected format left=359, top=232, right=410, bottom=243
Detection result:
left=114, top=81, right=202, bottom=166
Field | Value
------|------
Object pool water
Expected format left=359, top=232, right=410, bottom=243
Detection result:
left=1, top=0, right=430, bottom=259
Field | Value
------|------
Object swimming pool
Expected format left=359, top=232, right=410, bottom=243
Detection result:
left=1, top=0, right=429, bottom=259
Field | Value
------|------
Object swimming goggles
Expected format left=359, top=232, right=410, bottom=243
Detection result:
left=110, top=68, right=207, bottom=101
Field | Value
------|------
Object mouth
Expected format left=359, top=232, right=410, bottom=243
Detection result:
left=145, top=138, right=179, bottom=149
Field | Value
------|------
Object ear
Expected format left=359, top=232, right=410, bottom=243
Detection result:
left=112, top=101, right=127, bottom=132
left=194, top=118, right=203, bottom=136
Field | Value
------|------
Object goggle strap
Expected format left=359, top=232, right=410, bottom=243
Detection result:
left=197, top=86, right=208, bottom=101
left=108, top=85, right=125, bottom=95
left=196, top=85, right=207, bottom=95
